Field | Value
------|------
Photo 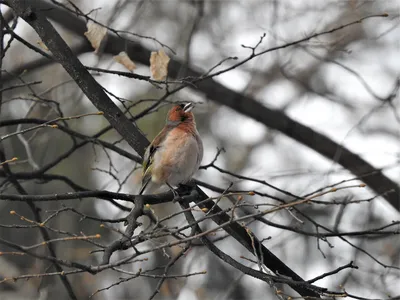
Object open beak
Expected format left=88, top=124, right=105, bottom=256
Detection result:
left=183, top=102, right=194, bottom=113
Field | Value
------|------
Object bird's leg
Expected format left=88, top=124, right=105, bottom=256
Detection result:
left=166, top=182, right=182, bottom=203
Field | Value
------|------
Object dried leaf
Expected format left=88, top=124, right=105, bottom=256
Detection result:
left=37, top=40, right=48, bottom=51
left=84, top=20, right=107, bottom=53
left=114, top=51, right=136, bottom=72
left=150, top=49, right=170, bottom=80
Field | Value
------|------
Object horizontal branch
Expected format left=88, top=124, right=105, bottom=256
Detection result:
left=0, top=189, right=174, bottom=205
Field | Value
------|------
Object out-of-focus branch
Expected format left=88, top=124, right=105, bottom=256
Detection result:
left=0, top=6, right=14, bottom=30
left=307, top=261, right=358, bottom=284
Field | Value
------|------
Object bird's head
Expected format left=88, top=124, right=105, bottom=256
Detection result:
left=166, top=102, right=195, bottom=124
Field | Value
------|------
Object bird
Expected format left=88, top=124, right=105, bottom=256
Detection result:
left=139, top=102, right=203, bottom=198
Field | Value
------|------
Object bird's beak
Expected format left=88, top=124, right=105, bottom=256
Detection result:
left=183, top=102, right=194, bottom=113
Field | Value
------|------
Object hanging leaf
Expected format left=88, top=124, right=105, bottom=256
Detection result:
left=84, top=20, right=107, bottom=53
left=150, top=49, right=170, bottom=80
left=114, top=51, right=137, bottom=72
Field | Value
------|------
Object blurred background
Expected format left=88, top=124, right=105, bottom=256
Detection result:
left=0, top=0, right=400, bottom=299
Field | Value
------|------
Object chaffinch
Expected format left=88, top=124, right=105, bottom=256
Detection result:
left=139, top=102, right=203, bottom=196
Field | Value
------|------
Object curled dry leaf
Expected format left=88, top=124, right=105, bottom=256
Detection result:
left=150, top=49, right=170, bottom=80
left=84, top=20, right=107, bottom=53
left=114, top=51, right=136, bottom=72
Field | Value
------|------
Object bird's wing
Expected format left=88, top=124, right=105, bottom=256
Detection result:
left=142, top=143, right=157, bottom=177
left=139, top=127, right=170, bottom=194
left=140, top=144, right=157, bottom=194
left=195, top=132, right=203, bottom=168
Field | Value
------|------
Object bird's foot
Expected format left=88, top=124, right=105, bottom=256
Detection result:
left=166, top=183, right=183, bottom=203
left=172, top=189, right=183, bottom=203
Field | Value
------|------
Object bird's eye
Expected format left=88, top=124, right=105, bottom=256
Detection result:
left=176, top=104, right=185, bottom=112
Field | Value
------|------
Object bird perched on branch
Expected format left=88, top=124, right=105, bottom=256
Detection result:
left=139, top=102, right=203, bottom=197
